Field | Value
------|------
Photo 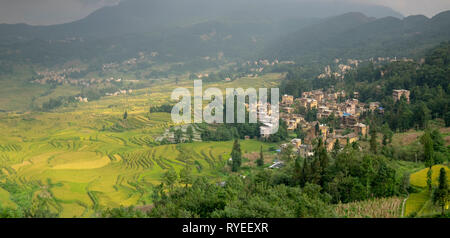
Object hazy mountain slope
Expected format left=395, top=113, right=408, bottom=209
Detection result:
left=0, top=17, right=318, bottom=67
left=268, top=10, right=450, bottom=62
left=0, top=0, right=402, bottom=41
left=2, top=0, right=444, bottom=69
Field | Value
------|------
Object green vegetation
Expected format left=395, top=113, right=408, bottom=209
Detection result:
left=405, top=165, right=450, bottom=217
left=335, top=197, right=403, bottom=218
left=101, top=141, right=419, bottom=218
left=257, top=146, right=264, bottom=167
left=0, top=74, right=282, bottom=217
left=230, top=139, right=242, bottom=172
left=0, top=4, right=449, bottom=218
left=433, top=168, right=449, bottom=214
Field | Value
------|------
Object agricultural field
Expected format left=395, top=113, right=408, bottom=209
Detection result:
left=391, top=127, right=450, bottom=150
left=388, top=126, right=450, bottom=217
left=335, top=197, right=403, bottom=218
left=0, top=74, right=283, bottom=217
left=334, top=162, right=450, bottom=218
left=405, top=165, right=450, bottom=217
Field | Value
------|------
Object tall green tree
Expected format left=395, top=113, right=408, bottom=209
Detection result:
left=369, top=124, right=378, bottom=154
left=179, top=164, right=194, bottom=188
left=310, top=138, right=329, bottom=186
left=186, top=126, right=194, bottom=142
left=231, top=139, right=242, bottom=172
left=381, top=123, right=393, bottom=146
left=162, top=169, right=178, bottom=191
left=433, top=168, right=449, bottom=215
left=293, top=156, right=303, bottom=185
left=316, top=139, right=329, bottom=173
left=422, top=129, right=434, bottom=167
left=174, top=129, right=183, bottom=144
left=300, top=158, right=310, bottom=187
left=332, top=139, right=341, bottom=159
left=421, top=129, right=435, bottom=191
left=315, top=123, right=320, bottom=136
left=430, top=129, right=445, bottom=153
left=414, top=102, right=431, bottom=130
left=256, top=146, right=264, bottom=167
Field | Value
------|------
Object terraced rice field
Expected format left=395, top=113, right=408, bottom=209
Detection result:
left=0, top=74, right=283, bottom=217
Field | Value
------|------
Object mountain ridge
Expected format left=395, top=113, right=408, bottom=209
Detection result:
left=268, top=10, right=450, bottom=62
left=0, top=0, right=402, bottom=40
left=1, top=2, right=449, bottom=68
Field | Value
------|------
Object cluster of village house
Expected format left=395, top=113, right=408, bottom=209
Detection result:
left=318, top=60, right=356, bottom=80
left=105, top=89, right=133, bottom=97
left=196, top=59, right=296, bottom=81
left=74, top=88, right=133, bottom=103
left=74, top=96, right=89, bottom=103
left=103, top=52, right=153, bottom=71
left=317, top=57, right=414, bottom=80
left=259, top=88, right=410, bottom=158
left=240, top=59, right=295, bottom=78
left=32, top=51, right=153, bottom=86
left=32, top=68, right=84, bottom=85
left=32, top=68, right=125, bottom=87
left=204, top=56, right=412, bottom=84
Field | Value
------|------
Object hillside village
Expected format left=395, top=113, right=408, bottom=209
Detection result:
left=263, top=88, right=410, bottom=160
left=32, top=69, right=124, bottom=87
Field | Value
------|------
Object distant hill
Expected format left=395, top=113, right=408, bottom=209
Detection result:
left=268, top=10, right=450, bottom=62
left=2, top=1, right=449, bottom=71
left=0, top=0, right=402, bottom=41
left=0, top=0, right=404, bottom=67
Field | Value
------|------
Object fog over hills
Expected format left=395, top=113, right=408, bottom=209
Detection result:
left=0, top=0, right=402, bottom=40
left=0, top=0, right=448, bottom=67
left=268, top=10, right=450, bottom=61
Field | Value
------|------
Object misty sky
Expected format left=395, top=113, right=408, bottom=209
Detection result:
left=0, top=0, right=449, bottom=25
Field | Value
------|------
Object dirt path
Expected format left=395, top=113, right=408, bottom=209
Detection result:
left=401, top=194, right=409, bottom=218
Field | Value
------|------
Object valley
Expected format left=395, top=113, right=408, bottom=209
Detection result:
left=0, top=0, right=448, bottom=219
